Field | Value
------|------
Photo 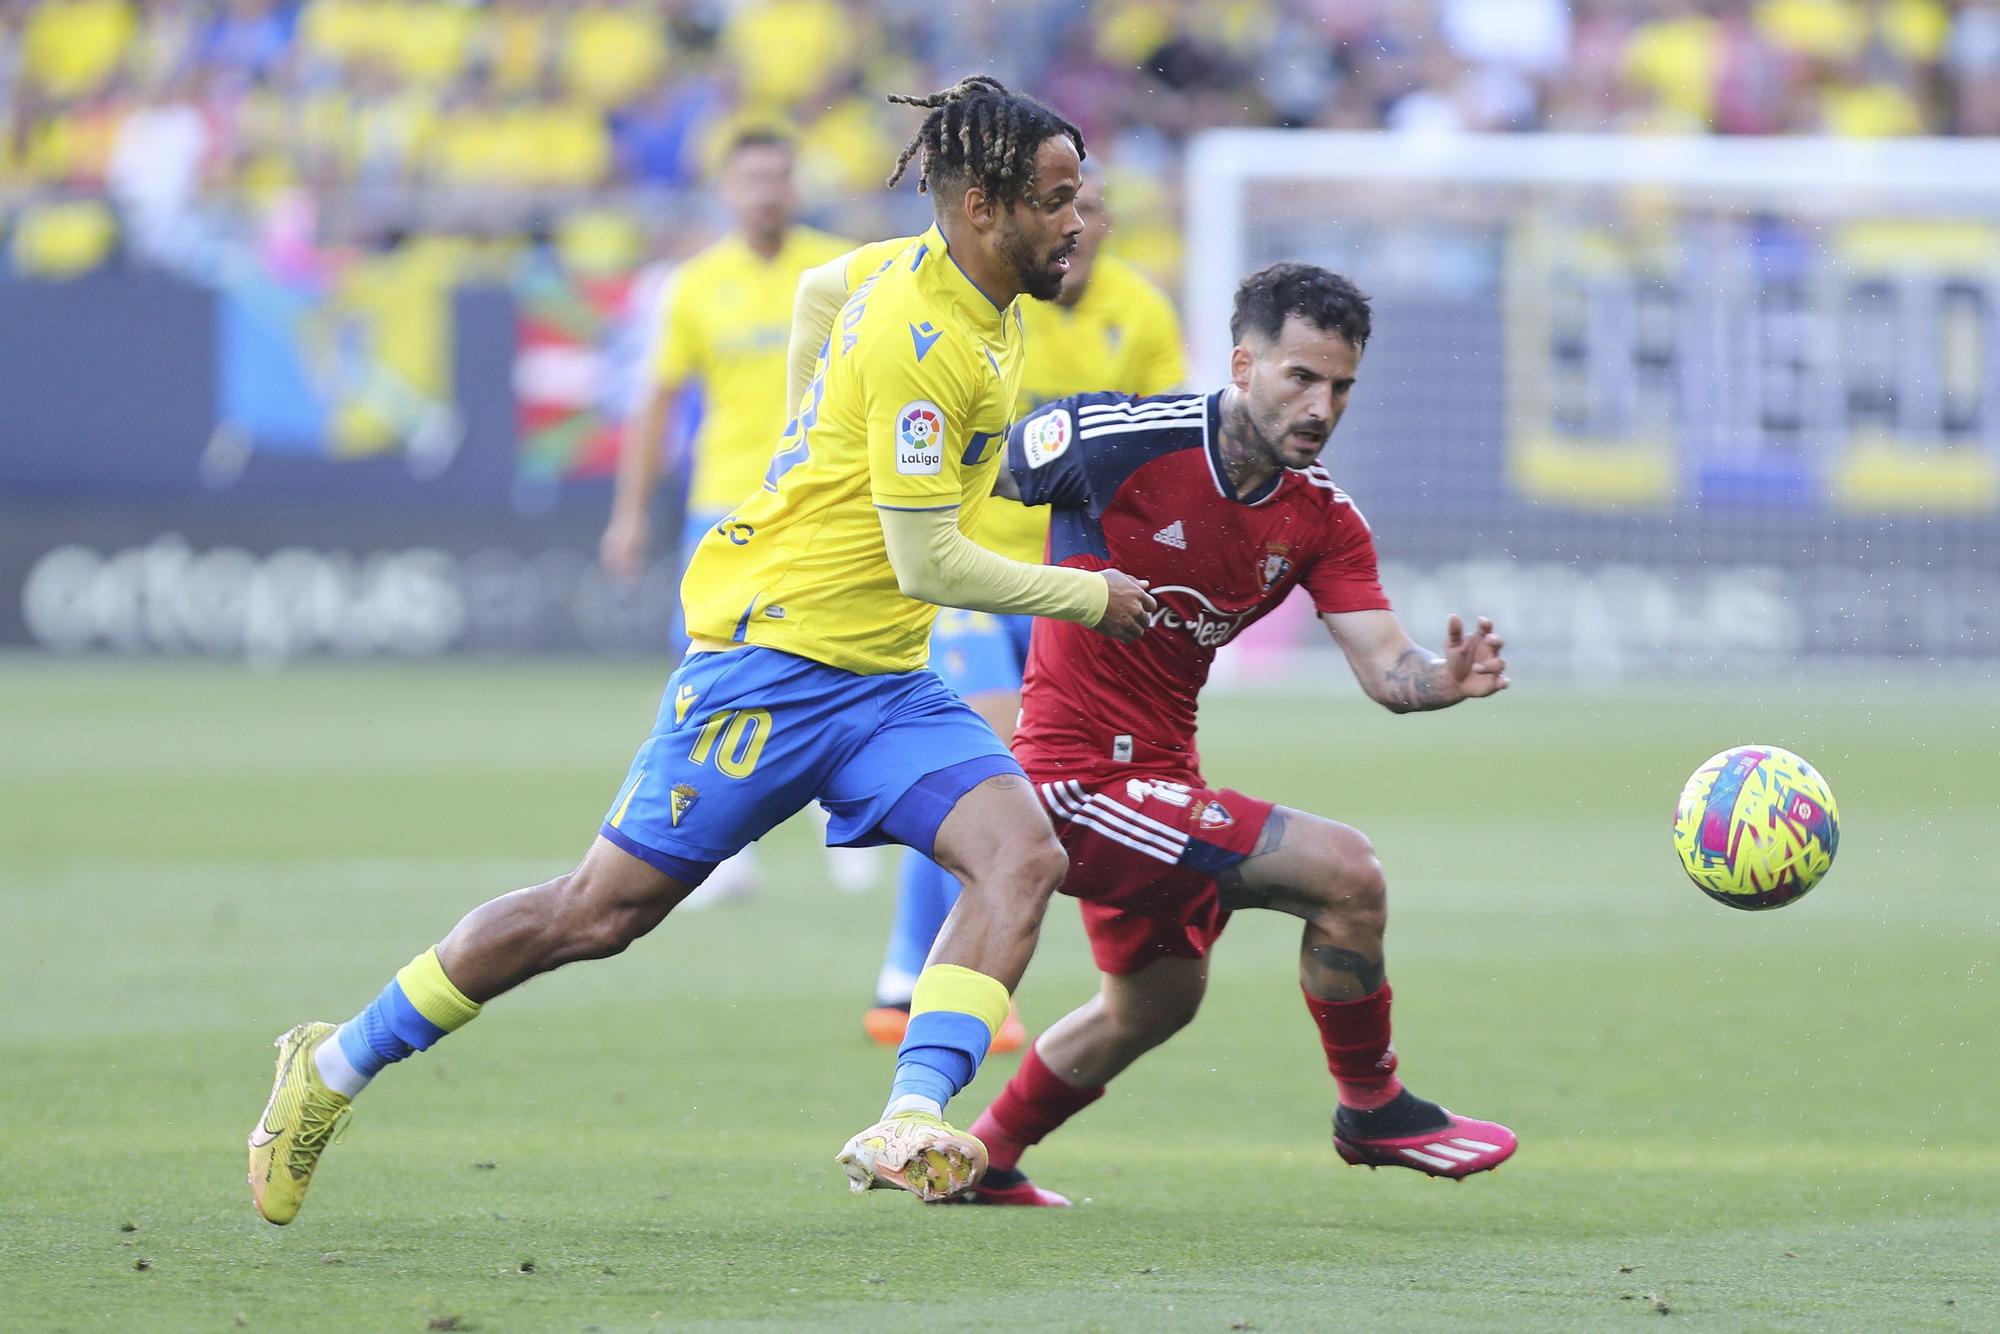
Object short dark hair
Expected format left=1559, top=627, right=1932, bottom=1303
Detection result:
left=1230, top=263, right=1371, bottom=350
left=723, top=126, right=794, bottom=162
left=886, top=75, right=1085, bottom=210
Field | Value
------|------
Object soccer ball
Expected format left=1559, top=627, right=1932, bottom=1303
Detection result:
left=1672, top=745, right=1839, bottom=910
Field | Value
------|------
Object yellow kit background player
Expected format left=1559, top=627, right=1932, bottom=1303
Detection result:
left=600, top=126, right=848, bottom=605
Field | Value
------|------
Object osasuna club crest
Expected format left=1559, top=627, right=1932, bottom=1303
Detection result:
left=1259, top=542, right=1293, bottom=592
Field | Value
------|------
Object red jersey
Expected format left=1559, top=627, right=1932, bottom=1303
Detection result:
left=1007, top=390, right=1390, bottom=778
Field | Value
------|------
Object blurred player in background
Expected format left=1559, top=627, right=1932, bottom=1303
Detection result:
left=846, top=169, right=1188, bottom=1049
left=247, top=77, right=1156, bottom=1225
left=598, top=125, right=874, bottom=905
left=957, top=263, right=1518, bottom=1205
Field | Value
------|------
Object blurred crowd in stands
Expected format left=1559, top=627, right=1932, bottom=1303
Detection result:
left=4, top=0, right=2000, bottom=281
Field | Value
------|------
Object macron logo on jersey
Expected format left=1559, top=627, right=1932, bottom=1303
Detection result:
left=909, top=321, right=942, bottom=362
left=1153, top=519, right=1188, bottom=549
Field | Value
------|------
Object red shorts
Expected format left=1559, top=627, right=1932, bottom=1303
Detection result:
left=1028, top=767, right=1278, bottom=975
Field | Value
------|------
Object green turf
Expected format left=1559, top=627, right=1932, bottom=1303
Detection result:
left=2, top=657, right=1994, bottom=1332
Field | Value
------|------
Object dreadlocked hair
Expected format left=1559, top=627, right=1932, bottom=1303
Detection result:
left=885, top=75, right=1084, bottom=208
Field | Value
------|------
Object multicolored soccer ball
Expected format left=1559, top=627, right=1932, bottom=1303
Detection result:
left=1672, top=745, right=1839, bottom=910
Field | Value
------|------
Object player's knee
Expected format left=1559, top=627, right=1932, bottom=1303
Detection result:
left=1108, top=985, right=1203, bottom=1046
left=1143, top=991, right=1203, bottom=1040
left=968, top=828, right=1068, bottom=902
left=1018, top=830, right=1070, bottom=896
left=1310, top=827, right=1388, bottom=930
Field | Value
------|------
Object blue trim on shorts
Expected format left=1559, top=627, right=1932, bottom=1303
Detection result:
left=599, top=824, right=718, bottom=887
left=875, top=753, right=1025, bottom=859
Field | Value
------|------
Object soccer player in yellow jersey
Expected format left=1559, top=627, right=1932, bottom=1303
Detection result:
left=245, top=77, right=1155, bottom=1224
left=848, top=170, right=1190, bottom=1046
left=600, top=128, right=848, bottom=617
left=600, top=126, right=865, bottom=905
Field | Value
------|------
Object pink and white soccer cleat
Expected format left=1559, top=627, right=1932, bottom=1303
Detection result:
left=1333, top=1107, right=1517, bottom=1179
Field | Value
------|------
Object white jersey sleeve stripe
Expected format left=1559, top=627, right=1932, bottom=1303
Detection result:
left=1079, top=419, right=1205, bottom=440
left=1075, top=396, right=1205, bottom=417
left=1077, top=406, right=1204, bottom=425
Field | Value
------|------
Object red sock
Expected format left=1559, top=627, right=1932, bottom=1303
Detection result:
left=1302, top=982, right=1404, bottom=1110
left=969, top=1044, right=1104, bottom=1172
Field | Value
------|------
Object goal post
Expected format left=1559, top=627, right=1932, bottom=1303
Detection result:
left=1185, top=131, right=2000, bottom=676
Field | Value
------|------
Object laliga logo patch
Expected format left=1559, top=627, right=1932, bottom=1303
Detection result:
left=896, top=400, right=945, bottom=475
left=1199, top=800, right=1234, bottom=830
left=1022, top=409, right=1071, bottom=469
left=670, top=783, right=699, bottom=827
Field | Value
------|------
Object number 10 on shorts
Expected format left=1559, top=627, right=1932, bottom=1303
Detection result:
left=689, top=708, right=773, bottom=779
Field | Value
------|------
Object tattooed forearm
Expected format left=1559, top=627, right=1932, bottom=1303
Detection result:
left=1377, top=647, right=1460, bottom=714
left=1305, top=944, right=1386, bottom=1001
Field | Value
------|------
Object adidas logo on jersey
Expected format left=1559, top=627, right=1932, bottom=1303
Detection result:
left=1153, top=520, right=1188, bottom=549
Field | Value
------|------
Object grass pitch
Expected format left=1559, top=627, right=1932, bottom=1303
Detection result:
left=1, top=657, right=1994, bottom=1331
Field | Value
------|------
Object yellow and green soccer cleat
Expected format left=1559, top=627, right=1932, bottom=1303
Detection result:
left=836, top=1110, right=988, bottom=1202
left=247, top=1021, right=352, bottom=1225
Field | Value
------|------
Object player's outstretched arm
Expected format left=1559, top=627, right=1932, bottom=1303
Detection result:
left=785, top=254, right=855, bottom=414
left=1321, top=609, right=1509, bottom=712
left=877, top=506, right=1155, bottom=641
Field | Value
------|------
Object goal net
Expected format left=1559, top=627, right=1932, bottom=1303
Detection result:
left=1185, top=132, right=2000, bottom=679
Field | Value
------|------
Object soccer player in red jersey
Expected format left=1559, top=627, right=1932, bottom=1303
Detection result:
left=964, top=263, right=1517, bottom=1205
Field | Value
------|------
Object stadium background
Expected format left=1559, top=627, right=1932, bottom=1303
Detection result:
left=5, top=4, right=1999, bottom=1330
left=7, top=0, right=2000, bottom=671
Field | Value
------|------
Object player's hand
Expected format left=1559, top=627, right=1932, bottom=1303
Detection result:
left=1443, top=614, right=1509, bottom=698
left=599, top=511, right=650, bottom=580
left=1092, top=569, right=1157, bottom=643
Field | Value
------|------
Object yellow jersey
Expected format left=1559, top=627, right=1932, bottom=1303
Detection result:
left=652, top=226, right=851, bottom=514
left=682, top=226, right=1027, bottom=674
left=830, top=242, right=1187, bottom=564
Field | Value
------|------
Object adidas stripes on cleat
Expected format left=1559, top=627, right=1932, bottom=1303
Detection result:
left=1333, top=1105, right=1517, bottom=1179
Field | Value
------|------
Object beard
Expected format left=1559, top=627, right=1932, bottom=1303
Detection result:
left=999, top=220, right=1066, bottom=302
left=1276, top=421, right=1329, bottom=465
left=1244, top=399, right=1329, bottom=469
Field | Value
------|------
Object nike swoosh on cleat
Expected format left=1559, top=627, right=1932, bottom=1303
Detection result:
left=251, top=1034, right=304, bottom=1147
